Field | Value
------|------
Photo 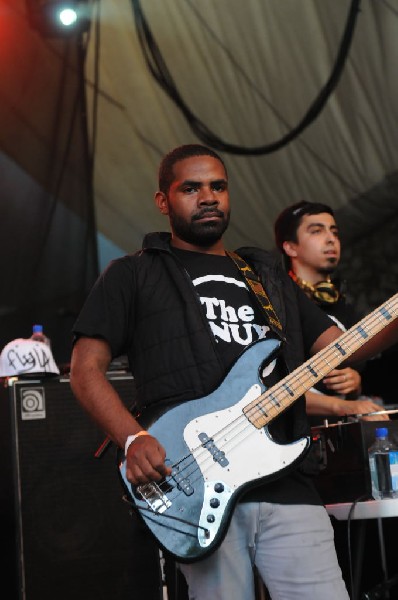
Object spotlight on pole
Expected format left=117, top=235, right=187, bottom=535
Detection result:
left=27, top=1, right=91, bottom=37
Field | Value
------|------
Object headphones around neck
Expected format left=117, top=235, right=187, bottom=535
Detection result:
left=289, top=270, right=340, bottom=305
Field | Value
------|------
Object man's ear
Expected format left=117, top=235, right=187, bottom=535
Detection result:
left=282, top=240, right=298, bottom=258
left=155, top=191, right=169, bottom=215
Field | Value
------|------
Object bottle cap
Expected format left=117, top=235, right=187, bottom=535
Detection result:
left=375, top=427, right=388, bottom=438
left=32, top=324, right=44, bottom=333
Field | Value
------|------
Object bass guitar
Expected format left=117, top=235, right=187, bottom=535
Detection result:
left=119, top=293, right=398, bottom=562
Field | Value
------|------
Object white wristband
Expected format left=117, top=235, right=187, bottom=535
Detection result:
left=124, top=431, right=149, bottom=456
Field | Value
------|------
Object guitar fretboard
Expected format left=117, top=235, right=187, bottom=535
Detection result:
left=244, top=293, right=398, bottom=428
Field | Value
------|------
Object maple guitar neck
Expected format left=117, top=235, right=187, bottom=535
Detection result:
left=244, top=293, right=398, bottom=429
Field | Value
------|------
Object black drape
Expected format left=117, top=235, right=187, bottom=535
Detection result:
left=0, top=1, right=98, bottom=365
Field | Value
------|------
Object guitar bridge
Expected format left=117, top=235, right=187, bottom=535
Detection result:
left=136, top=482, right=172, bottom=514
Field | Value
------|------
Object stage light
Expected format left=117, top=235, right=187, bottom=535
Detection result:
left=26, top=1, right=90, bottom=37
left=58, top=7, right=78, bottom=28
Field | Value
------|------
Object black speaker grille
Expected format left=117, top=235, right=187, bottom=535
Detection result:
left=1, top=375, right=162, bottom=600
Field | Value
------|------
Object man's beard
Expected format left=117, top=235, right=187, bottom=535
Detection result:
left=319, top=260, right=337, bottom=277
left=169, top=208, right=230, bottom=247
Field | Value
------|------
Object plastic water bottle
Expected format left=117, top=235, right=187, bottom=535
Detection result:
left=31, top=324, right=51, bottom=347
left=368, top=427, right=398, bottom=499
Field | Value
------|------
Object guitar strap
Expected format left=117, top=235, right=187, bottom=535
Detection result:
left=226, top=251, right=283, bottom=333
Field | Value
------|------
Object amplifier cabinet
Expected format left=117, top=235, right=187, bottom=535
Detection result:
left=0, top=374, right=162, bottom=600
left=311, top=420, right=398, bottom=504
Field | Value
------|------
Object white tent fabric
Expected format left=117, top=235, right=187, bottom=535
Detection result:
left=1, top=0, right=397, bottom=382
left=84, top=0, right=398, bottom=261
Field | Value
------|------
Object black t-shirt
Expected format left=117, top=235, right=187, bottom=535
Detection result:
left=74, top=247, right=332, bottom=505
left=172, top=248, right=323, bottom=504
left=172, top=248, right=275, bottom=372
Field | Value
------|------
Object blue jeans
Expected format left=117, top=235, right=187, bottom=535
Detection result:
left=178, top=502, right=349, bottom=600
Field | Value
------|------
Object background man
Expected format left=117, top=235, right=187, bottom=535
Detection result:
left=274, top=200, right=388, bottom=423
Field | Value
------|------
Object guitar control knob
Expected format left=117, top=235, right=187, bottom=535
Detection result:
left=207, top=514, right=215, bottom=523
left=214, top=482, right=224, bottom=493
left=210, top=498, right=220, bottom=508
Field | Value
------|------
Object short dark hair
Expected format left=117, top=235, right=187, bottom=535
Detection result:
left=274, top=200, right=335, bottom=253
left=158, top=144, right=227, bottom=194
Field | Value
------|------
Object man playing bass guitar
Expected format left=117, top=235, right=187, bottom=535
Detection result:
left=70, top=144, right=398, bottom=600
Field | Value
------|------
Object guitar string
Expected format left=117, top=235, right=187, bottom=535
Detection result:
left=246, top=295, right=398, bottom=426
left=165, top=294, right=398, bottom=487
left=136, top=295, right=398, bottom=515
left=140, top=294, right=398, bottom=508
left=161, top=295, right=398, bottom=500
left=132, top=299, right=398, bottom=537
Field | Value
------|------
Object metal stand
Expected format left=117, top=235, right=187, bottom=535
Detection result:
left=327, top=500, right=398, bottom=600
left=361, top=518, right=398, bottom=599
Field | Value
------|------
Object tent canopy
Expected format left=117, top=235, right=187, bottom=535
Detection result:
left=1, top=0, right=397, bottom=362
left=84, top=0, right=398, bottom=262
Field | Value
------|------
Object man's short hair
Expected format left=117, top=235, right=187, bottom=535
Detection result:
left=274, top=200, right=335, bottom=253
left=158, top=144, right=227, bottom=194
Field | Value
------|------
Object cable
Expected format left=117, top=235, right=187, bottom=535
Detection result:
left=347, top=493, right=369, bottom=600
left=131, top=0, right=362, bottom=156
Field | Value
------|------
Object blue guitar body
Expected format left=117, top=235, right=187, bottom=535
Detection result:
left=119, top=338, right=310, bottom=562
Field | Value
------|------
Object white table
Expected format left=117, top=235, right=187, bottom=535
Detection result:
left=326, top=498, right=398, bottom=521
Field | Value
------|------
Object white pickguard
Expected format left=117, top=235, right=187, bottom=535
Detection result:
left=184, top=383, right=307, bottom=489
left=184, top=383, right=308, bottom=546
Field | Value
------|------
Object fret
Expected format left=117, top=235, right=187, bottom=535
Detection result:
left=245, top=293, right=398, bottom=429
